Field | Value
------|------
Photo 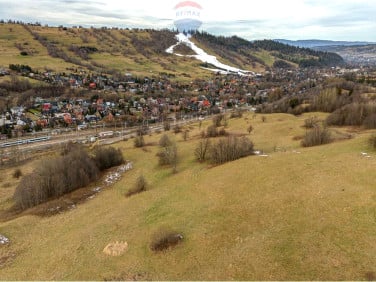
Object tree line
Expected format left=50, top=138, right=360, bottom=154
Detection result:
left=13, top=145, right=125, bottom=210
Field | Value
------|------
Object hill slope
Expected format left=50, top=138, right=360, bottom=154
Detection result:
left=0, top=23, right=344, bottom=80
left=193, top=32, right=345, bottom=69
left=0, top=113, right=375, bottom=280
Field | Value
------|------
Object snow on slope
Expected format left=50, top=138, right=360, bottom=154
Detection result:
left=166, top=33, right=253, bottom=76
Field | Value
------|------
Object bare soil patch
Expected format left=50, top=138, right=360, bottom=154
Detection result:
left=103, top=241, right=128, bottom=256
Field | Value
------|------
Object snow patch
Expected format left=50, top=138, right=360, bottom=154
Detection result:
left=166, top=33, right=254, bottom=76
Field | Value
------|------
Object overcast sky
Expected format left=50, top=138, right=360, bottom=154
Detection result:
left=0, top=0, right=375, bottom=42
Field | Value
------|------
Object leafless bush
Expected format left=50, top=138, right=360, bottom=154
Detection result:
left=205, top=125, right=227, bottom=138
left=209, top=136, right=254, bottom=165
left=230, top=109, right=244, bottom=118
left=304, top=116, right=320, bottom=128
left=195, top=138, right=211, bottom=162
left=159, top=134, right=172, bottom=148
left=326, top=103, right=376, bottom=128
left=212, top=114, right=225, bottom=127
left=301, top=126, right=332, bottom=147
left=150, top=226, right=183, bottom=252
left=94, top=146, right=124, bottom=171
left=126, top=175, right=147, bottom=197
left=206, top=125, right=218, bottom=137
left=134, top=135, right=145, bottom=148
left=311, top=87, right=354, bottom=113
left=157, top=144, right=177, bottom=166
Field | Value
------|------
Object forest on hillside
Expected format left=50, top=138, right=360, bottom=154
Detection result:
left=193, top=31, right=345, bottom=68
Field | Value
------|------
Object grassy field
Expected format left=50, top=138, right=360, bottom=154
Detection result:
left=0, top=24, right=76, bottom=72
left=0, top=112, right=375, bottom=280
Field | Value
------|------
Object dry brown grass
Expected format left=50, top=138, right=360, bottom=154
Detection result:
left=0, top=113, right=374, bottom=280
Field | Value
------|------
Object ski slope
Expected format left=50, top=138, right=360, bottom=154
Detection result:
left=166, top=33, right=253, bottom=76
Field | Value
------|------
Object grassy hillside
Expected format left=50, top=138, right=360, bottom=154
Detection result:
left=0, top=23, right=344, bottom=81
left=0, top=24, right=73, bottom=71
left=0, top=112, right=375, bottom=280
left=0, top=23, right=211, bottom=80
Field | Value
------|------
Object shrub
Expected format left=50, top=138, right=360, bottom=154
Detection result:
left=369, top=134, right=376, bottom=150
left=301, top=126, right=332, bottom=147
left=13, top=168, right=22, bottom=179
left=157, top=144, right=177, bottom=166
left=212, top=114, right=225, bottom=127
left=209, top=136, right=254, bottom=165
left=206, top=125, right=218, bottom=137
left=159, top=134, right=172, bottom=148
left=204, top=125, right=227, bottom=138
left=304, top=116, right=320, bottom=128
left=94, top=146, right=124, bottom=171
left=150, top=227, right=183, bottom=252
left=134, top=135, right=145, bottom=148
left=126, top=175, right=147, bottom=197
left=230, top=109, right=243, bottom=118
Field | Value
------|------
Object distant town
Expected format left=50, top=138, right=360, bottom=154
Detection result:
left=1, top=64, right=375, bottom=142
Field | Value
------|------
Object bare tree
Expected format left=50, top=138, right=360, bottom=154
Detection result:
left=157, top=135, right=178, bottom=173
left=195, top=138, right=211, bottom=162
